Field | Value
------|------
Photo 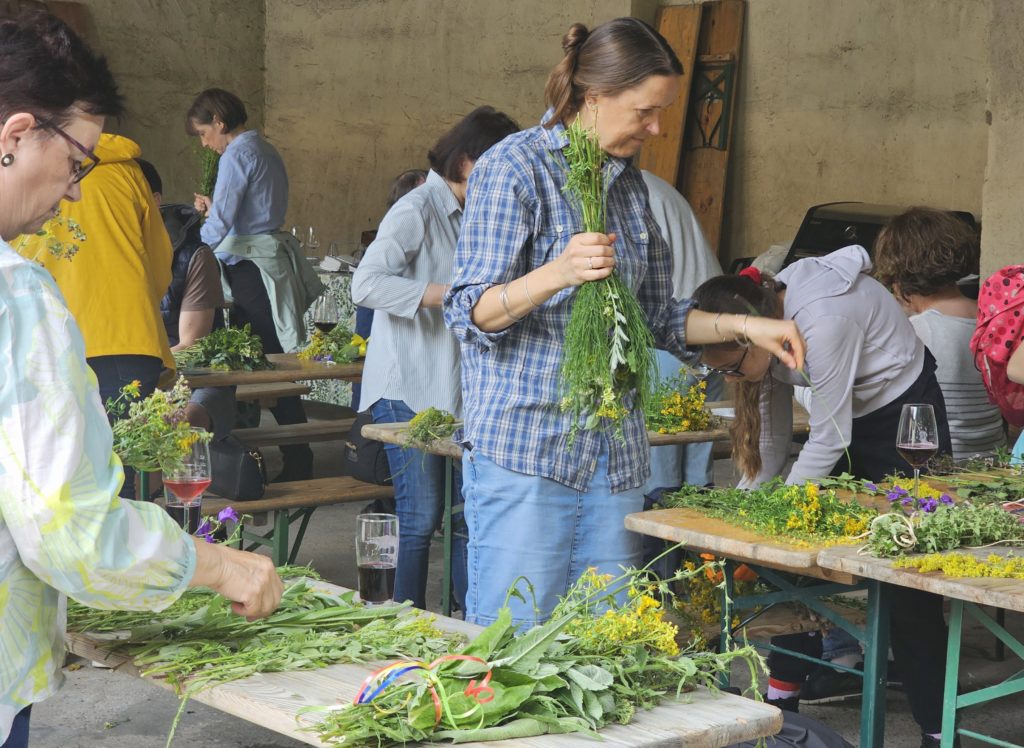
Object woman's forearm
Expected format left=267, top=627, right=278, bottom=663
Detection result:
left=685, top=309, right=751, bottom=345
left=470, top=264, right=565, bottom=332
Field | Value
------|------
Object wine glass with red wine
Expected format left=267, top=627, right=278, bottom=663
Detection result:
left=896, top=403, right=939, bottom=499
left=355, top=513, right=398, bottom=605
left=311, top=294, right=341, bottom=334
left=164, top=429, right=212, bottom=533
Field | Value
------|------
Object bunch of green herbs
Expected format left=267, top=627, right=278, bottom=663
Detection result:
left=297, top=323, right=360, bottom=364
left=865, top=502, right=1024, bottom=558
left=173, top=324, right=272, bottom=371
left=197, top=147, right=219, bottom=197
left=404, top=407, right=457, bottom=448
left=308, top=563, right=762, bottom=746
left=559, top=118, right=656, bottom=444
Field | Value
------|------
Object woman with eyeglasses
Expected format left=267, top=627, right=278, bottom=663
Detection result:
left=0, top=14, right=282, bottom=746
left=692, top=249, right=954, bottom=748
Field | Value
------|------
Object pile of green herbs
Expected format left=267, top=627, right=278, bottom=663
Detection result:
left=197, top=148, right=219, bottom=198
left=404, top=407, right=457, bottom=448
left=173, top=324, right=272, bottom=371
left=660, top=479, right=877, bottom=543
left=308, top=563, right=762, bottom=746
left=68, top=565, right=462, bottom=747
left=297, top=323, right=360, bottom=364
left=864, top=501, right=1024, bottom=558
left=559, top=118, right=656, bottom=445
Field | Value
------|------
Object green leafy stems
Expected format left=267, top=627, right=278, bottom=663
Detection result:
left=173, top=324, right=272, bottom=372
left=559, top=117, right=656, bottom=444
left=197, top=147, right=219, bottom=198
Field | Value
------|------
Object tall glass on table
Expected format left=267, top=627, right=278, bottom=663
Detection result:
left=355, top=513, right=399, bottom=605
left=896, top=403, right=939, bottom=499
left=163, top=428, right=212, bottom=533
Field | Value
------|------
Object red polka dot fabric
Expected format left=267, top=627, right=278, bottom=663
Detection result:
left=970, top=265, right=1024, bottom=426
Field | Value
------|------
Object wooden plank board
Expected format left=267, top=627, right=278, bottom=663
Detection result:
left=66, top=581, right=782, bottom=747
left=204, top=476, right=392, bottom=513
left=817, top=545, right=1024, bottom=613
left=637, top=3, right=703, bottom=184
left=625, top=508, right=858, bottom=584
left=678, top=0, right=745, bottom=254
left=182, top=353, right=362, bottom=388
left=235, top=382, right=312, bottom=406
left=234, top=418, right=354, bottom=446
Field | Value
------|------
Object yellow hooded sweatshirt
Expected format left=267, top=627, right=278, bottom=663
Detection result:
left=16, top=133, right=174, bottom=369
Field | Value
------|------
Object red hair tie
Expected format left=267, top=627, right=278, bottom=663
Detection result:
left=738, top=266, right=762, bottom=285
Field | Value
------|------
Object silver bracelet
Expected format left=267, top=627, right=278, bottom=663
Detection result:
left=713, top=312, right=727, bottom=342
left=736, top=314, right=751, bottom=346
left=522, top=275, right=539, bottom=308
left=500, top=283, right=524, bottom=321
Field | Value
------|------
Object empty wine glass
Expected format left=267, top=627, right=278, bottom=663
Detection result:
left=163, top=429, right=212, bottom=532
left=306, top=226, right=320, bottom=258
left=896, top=403, right=939, bottom=499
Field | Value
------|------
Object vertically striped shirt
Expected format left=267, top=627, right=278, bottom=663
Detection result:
left=352, top=170, right=463, bottom=414
left=910, top=310, right=1006, bottom=459
left=444, top=114, right=696, bottom=493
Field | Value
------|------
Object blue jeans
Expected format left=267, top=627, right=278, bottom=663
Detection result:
left=88, top=354, right=163, bottom=499
left=462, top=445, right=646, bottom=626
left=2, top=706, right=31, bottom=748
left=369, top=398, right=467, bottom=610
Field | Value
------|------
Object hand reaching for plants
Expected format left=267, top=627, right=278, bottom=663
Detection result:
left=190, top=539, right=283, bottom=620
left=556, top=231, right=616, bottom=287
left=746, top=316, right=805, bottom=371
left=193, top=193, right=212, bottom=215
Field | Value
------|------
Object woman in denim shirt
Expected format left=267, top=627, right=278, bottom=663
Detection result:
left=444, top=17, right=804, bottom=626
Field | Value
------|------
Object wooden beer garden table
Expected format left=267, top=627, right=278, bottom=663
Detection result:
left=65, top=580, right=783, bottom=748
left=817, top=544, right=1024, bottom=748
left=180, top=352, right=362, bottom=388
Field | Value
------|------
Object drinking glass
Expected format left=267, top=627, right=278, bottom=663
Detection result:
left=306, top=226, right=320, bottom=258
left=164, top=487, right=202, bottom=534
left=896, top=403, right=939, bottom=499
left=355, top=513, right=398, bottom=605
left=311, top=294, right=341, bottom=333
left=163, top=429, right=212, bottom=532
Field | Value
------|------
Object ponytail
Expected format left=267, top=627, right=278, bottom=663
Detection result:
left=544, top=23, right=589, bottom=126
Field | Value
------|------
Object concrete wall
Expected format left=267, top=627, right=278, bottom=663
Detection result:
left=263, top=0, right=630, bottom=253
left=72, top=0, right=265, bottom=205
left=718, top=0, right=990, bottom=265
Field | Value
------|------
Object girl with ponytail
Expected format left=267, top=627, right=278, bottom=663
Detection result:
left=693, top=247, right=954, bottom=746
left=444, top=16, right=804, bottom=630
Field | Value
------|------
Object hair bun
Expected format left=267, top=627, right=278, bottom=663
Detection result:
left=562, top=23, right=590, bottom=55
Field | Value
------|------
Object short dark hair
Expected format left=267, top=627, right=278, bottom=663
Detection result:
left=0, top=11, right=122, bottom=125
left=544, top=18, right=682, bottom=126
left=873, top=207, right=981, bottom=301
left=135, top=158, right=162, bottom=196
left=427, top=106, right=519, bottom=182
left=387, top=168, right=426, bottom=207
left=185, top=88, right=247, bottom=135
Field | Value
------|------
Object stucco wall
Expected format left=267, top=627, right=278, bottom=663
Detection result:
left=73, top=0, right=265, bottom=205
left=719, top=0, right=989, bottom=265
left=263, top=0, right=630, bottom=253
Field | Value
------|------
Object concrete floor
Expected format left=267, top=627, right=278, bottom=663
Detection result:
left=30, top=415, right=1024, bottom=747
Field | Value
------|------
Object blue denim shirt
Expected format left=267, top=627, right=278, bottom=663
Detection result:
left=201, top=130, right=289, bottom=264
left=443, top=113, right=695, bottom=493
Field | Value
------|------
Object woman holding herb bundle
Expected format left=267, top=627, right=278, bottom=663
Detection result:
left=443, top=17, right=804, bottom=628
left=0, top=14, right=282, bottom=745
left=692, top=251, right=953, bottom=747
left=188, top=88, right=323, bottom=482
left=352, top=106, right=519, bottom=612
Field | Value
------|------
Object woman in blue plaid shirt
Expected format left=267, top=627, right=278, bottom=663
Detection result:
left=444, top=17, right=804, bottom=626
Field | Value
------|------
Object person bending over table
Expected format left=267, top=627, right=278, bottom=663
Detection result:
left=692, top=249, right=954, bottom=748
left=353, top=107, right=519, bottom=611
left=188, top=88, right=324, bottom=483
left=0, top=14, right=282, bottom=747
left=443, top=17, right=803, bottom=629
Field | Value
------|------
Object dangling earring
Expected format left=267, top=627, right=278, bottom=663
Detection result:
left=1, top=153, right=14, bottom=167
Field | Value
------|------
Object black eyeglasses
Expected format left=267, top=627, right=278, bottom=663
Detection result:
left=37, top=119, right=101, bottom=183
left=701, top=345, right=750, bottom=378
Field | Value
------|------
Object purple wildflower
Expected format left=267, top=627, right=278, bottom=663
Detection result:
left=195, top=519, right=215, bottom=542
left=218, top=506, right=239, bottom=523
left=887, top=486, right=909, bottom=502
left=900, top=496, right=914, bottom=508
left=864, top=482, right=878, bottom=492
left=920, top=498, right=939, bottom=513
left=940, top=494, right=955, bottom=506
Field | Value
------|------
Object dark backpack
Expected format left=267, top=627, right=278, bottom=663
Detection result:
left=340, top=411, right=393, bottom=486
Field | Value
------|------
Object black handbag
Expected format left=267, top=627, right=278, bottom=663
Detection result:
left=209, top=434, right=267, bottom=501
left=340, top=411, right=392, bottom=486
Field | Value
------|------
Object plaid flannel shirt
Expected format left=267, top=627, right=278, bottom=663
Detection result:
left=443, top=114, right=696, bottom=492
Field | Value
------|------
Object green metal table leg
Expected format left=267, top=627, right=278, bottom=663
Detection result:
left=941, top=598, right=964, bottom=747
left=287, top=508, right=316, bottom=564
left=442, top=456, right=454, bottom=617
left=271, top=510, right=290, bottom=567
left=860, top=579, right=891, bottom=748
left=139, top=471, right=150, bottom=502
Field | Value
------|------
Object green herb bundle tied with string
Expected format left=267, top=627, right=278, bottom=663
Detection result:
left=559, top=118, right=656, bottom=443
left=197, top=147, right=219, bottom=198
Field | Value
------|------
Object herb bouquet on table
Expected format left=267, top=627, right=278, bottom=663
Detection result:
left=107, top=376, right=212, bottom=475
left=308, top=563, right=763, bottom=746
left=173, top=324, right=272, bottom=372
left=297, top=322, right=364, bottom=364
left=559, top=118, right=656, bottom=444
left=644, top=374, right=717, bottom=434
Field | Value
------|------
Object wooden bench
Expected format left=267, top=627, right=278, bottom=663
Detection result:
left=204, top=476, right=392, bottom=565
left=233, top=418, right=354, bottom=447
left=235, top=382, right=311, bottom=407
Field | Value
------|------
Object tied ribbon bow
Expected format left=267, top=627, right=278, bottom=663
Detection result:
left=353, top=654, right=493, bottom=726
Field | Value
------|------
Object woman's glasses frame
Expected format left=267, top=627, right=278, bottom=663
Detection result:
left=36, top=119, right=101, bottom=183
